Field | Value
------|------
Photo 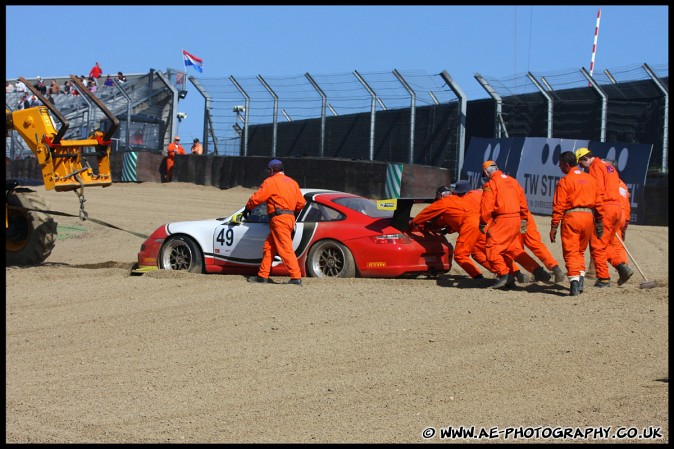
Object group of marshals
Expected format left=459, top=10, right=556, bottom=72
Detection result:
left=413, top=149, right=633, bottom=296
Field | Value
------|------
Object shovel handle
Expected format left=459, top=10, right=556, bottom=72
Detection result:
left=614, top=232, right=650, bottom=282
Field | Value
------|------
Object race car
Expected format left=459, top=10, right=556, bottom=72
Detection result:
left=134, top=189, right=452, bottom=278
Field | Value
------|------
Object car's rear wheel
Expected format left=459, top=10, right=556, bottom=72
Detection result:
left=306, top=239, right=356, bottom=278
left=159, top=235, right=204, bottom=273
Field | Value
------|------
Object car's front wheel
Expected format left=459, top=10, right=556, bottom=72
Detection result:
left=159, top=235, right=204, bottom=273
left=306, top=239, right=356, bottom=278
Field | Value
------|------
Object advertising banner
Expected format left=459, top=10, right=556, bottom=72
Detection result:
left=515, top=138, right=589, bottom=215
left=462, top=137, right=652, bottom=225
left=460, top=137, right=524, bottom=190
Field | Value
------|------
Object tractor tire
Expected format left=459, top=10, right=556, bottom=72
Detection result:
left=6, top=188, right=58, bottom=266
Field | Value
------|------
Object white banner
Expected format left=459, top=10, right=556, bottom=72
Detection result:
left=515, top=138, right=589, bottom=215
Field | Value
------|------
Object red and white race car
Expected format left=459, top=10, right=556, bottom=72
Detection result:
left=134, top=188, right=452, bottom=278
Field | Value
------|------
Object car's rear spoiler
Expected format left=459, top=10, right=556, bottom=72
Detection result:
left=376, top=198, right=435, bottom=232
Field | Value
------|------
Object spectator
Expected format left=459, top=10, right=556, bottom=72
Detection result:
left=116, top=71, right=127, bottom=83
left=33, top=76, right=47, bottom=95
left=103, top=75, right=114, bottom=87
left=47, top=93, right=56, bottom=105
left=49, top=79, right=60, bottom=96
left=18, top=94, right=29, bottom=110
left=71, top=86, right=80, bottom=97
left=132, top=130, right=144, bottom=146
left=30, top=95, right=39, bottom=107
left=6, top=82, right=15, bottom=93
left=191, top=138, right=203, bottom=155
left=89, top=62, right=103, bottom=84
left=15, top=80, right=28, bottom=93
left=63, top=80, right=72, bottom=95
left=88, top=78, right=97, bottom=93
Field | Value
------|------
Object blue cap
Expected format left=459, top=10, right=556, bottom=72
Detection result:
left=267, top=159, right=283, bottom=169
left=453, top=180, right=471, bottom=194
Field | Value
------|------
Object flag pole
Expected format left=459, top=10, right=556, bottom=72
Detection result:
left=588, top=9, right=601, bottom=86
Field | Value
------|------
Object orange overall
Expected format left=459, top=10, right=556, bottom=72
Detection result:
left=522, top=210, right=559, bottom=270
left=606, top=178, right=630, bottom=266
left=412, top=194, right=484, bottom=278
left=461, top=189, right=530, bottom=275
left=246, top=172, right=306, bottom=280
left=588, top=158, right=625, bottom=279
left=480, top=170, right=540, bottom=277
left=166, top=141, right=185, bottom=181
left=460, top=190, right=497, bottom=273
left=551, top=168, right=603, bottom=278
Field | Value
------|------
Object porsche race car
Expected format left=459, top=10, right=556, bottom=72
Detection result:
left=134, top=189, right=452, bottom=278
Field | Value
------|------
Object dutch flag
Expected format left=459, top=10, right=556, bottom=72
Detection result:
left=182, top=49, right=203, bottom=73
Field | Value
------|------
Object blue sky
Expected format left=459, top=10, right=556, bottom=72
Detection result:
left=6, top=5, right=669, bottom=143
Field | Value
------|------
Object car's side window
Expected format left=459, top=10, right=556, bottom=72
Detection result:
left=247, top=203, right=270, bottom=223
left=321, top=205, right=344, bottom=221
left=301, top=203, right=344, bottom=222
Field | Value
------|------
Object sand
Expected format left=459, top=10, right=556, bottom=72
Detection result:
left=5, top=181, right=669, bottom=443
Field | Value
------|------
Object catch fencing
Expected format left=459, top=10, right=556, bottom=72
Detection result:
left=189, top=63, right=668, bottom=177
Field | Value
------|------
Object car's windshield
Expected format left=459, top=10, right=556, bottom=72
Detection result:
left=333, top=197, right=393, bottom=218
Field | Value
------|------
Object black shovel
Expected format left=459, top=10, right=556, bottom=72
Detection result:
left=615, top=233, right=658, bottom=289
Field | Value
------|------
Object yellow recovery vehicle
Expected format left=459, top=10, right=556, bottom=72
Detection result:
left=6, top=75, right=120, bottom=265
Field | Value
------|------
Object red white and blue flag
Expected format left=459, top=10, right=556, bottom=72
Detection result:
left=182, top=49, right=203, bottom=73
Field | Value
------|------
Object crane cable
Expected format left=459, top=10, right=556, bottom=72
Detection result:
left=6, top=184, right=149, bottom=239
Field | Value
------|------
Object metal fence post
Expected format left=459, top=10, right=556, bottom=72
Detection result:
left=353, top=70, right=378, bottom=161
left=393, top=69, right=416, bottom=164
left=439, top=71, right=467, bottom=180
left=526, top=72, right=553, bottom=138
left=474, top=73, right=508, bottom=138
left=258, top=75, right=279, bottom=157
left=229, top=76, right=250, bottom=156
left=580, top=67, right=607, bottom=142
left=643, top=63, right=668, bottom=173
left=305, top=73, right=326, bottom=158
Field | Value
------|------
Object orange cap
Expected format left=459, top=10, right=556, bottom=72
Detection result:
left=482, top=160, right=497, bottom=171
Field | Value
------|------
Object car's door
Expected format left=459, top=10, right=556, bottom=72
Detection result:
left=213, top=204, right=269, bottom=263
left=212, top=203, right=307, bottom=265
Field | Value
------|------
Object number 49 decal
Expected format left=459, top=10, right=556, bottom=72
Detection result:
left=216, top=228, right=234, bottom=246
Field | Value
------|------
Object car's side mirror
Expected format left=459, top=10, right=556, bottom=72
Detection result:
left=229, top=212, right=245, bottom=225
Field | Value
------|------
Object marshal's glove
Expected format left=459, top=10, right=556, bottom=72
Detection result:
left=479, top=222, right=486, bottom=234
left=520, top=219, right=527, bottom=234
left=241, top=207, right=251, bottom=219
left=595, top=221, right=604, bottom=239
left=549, top=225, right=558, bottom=244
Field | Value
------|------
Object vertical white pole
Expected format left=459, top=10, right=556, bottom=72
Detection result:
left=589, top=9, right=601, bottom=82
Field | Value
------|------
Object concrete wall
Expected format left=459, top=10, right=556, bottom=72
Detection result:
left=105, top=153, right=452, bottom=199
